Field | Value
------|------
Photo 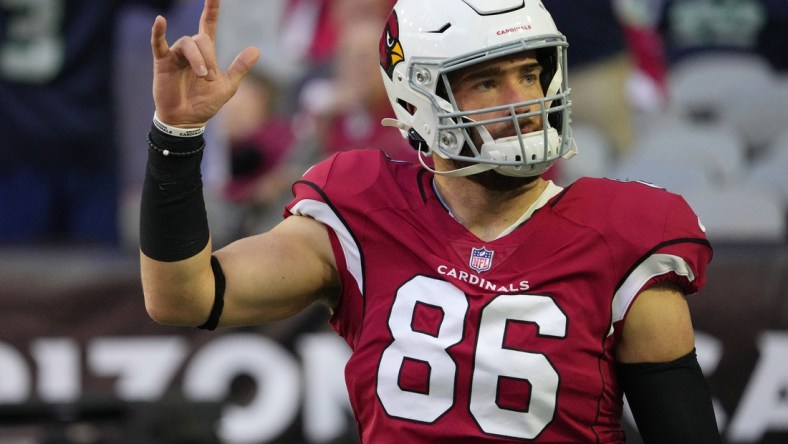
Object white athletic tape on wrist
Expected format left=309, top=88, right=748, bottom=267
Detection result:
left=153, top=112, right=206, bottom=138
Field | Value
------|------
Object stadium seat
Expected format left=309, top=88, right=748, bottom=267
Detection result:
left=667, top=52, right=775, bottom=123
left=681, top=184, right=786, bottom=243
left=612, top=116, right=747, bottom=193
left=716, top=75, right=788, bottom=153
left=746, top=130, right=788, bottom=207
left=558, top=123, right=616, bottom=184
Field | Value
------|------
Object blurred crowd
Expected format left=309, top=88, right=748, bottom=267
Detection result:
left=2, top=0, right=787, bottom=251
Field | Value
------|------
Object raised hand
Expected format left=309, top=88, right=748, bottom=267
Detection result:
left=150, top=0, right=260, bottom=128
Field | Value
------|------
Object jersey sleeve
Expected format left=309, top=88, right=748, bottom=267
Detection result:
left=283, top=150, right=401, bottom=348
left=557, top=178, right=712, bottom=326
left=604, top=180, right=713, bottom=325
left=284, top=153, right=364, bottom=336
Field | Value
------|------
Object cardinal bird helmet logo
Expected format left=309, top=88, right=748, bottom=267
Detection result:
left=379, top=10, right=404, bottom=79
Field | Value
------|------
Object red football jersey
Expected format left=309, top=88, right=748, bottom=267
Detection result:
left=285, top=149, right=712, bottom=443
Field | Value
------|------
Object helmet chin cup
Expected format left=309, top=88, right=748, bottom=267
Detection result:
left=481, top=128, right=562, bottom=177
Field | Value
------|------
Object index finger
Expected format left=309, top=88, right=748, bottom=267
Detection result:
left=198, top=0, right=220, bottom=40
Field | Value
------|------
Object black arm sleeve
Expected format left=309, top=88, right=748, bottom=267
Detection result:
left=617, top=349, right=721, bottom=444
left=139, top=125, right=209, bottom=261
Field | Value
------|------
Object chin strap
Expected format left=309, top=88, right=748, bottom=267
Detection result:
left=544, top=63, right=563, bottom=109
left=417, top=150, right=497, bottom=177
left=383, top=117, right=497, bottom=177
left=381, top=117, right=411, bottom=133
left=545, top=62, right=579, bottom=161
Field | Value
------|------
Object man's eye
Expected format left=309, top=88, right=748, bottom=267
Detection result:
left=522, top=74, right=538, bottom=84
left=474, top=80, right=496, bottom=90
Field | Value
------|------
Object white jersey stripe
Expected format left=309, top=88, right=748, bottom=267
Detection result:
left=610, top=253, right=696, bottom=336
left=289, top=199, right=364, bottom=295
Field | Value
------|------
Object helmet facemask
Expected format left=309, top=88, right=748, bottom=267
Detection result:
left=427, top=40, right=575, bottom=177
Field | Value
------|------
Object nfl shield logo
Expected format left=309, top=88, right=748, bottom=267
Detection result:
left=469, top=247, right=494, bottom=273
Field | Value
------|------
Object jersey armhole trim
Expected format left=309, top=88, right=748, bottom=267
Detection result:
left=289, top=181, right=366, bottom=301
left=609, top=238, right=711, bottom=335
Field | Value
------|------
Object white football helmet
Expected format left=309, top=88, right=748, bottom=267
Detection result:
left=379, top=0, right=577, bottom=177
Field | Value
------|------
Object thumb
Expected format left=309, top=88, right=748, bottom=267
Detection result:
left=225, top=47, right=261, bottom=84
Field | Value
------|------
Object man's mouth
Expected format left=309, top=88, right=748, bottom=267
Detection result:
left=491, top=120, right=535, bottom=139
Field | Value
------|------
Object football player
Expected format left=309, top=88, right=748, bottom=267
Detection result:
left=141, top=0, right=721, bottom=442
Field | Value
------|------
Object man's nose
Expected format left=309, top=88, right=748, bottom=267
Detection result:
left=504, top=81, right=541, bottom=112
